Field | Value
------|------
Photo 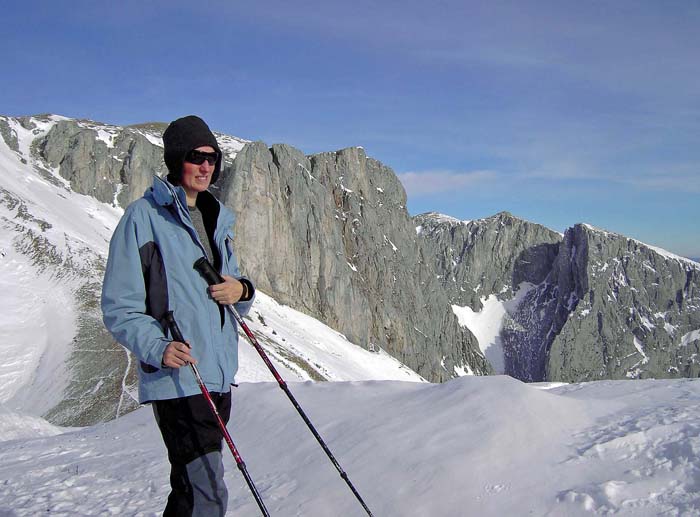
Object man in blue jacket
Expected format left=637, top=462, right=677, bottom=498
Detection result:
left=102, top=115, right=254, bottom=516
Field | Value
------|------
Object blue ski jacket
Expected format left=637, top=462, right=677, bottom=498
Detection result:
left=101, top=176, right=254, bottom=403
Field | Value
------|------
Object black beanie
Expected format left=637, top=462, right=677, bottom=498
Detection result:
left=163, top=115, right=223, bottom=184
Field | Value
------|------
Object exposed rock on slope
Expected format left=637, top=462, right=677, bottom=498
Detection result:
left=220, top=143, right=489, bottom=380
left=1, top=114, right=489, bottom=431
left=0, top=115, right=140, bottom=425
left=37, top=118, right=165, bottom=207
left=544, top=225, right=700, bottom=382
left=414, top=211, right=562, bottom=309
left=416, top=211, right=700, bottom=382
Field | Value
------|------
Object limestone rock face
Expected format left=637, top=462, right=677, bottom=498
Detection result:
left=32, top=120, right=491, bottom=382
left=13, top=113, right=699, bottom=402
left=414, top=211, right=562, bottom=309
left=417, top=214, right=700, bottom=382
left=219, top=143, right=490, bottom=380
left=36, top=119, right=164, bottom=207
left=544, top=225, right=700, bottom=382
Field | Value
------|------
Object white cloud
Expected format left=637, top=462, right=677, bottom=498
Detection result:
left=398, top=169, right=498, bottom=196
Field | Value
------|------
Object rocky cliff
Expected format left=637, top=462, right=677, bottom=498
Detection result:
left=416, top=211, right=700, bottom=382
left=544, top=225, right=700, bottom=382
left=4, top=113, right=698, bottom=424
left=219, top=143, right=489, bottom=380
left=1, top=114, right=490, bottom=430
left=414, top=211, right=562, bottom=309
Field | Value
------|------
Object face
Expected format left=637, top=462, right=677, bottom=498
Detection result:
left=180, top=145, right=216, bottom=204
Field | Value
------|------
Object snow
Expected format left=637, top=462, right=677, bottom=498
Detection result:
left=236, top=292, right=425, bottom=383
left=680, top=330, right=700, bottom=347
left=640, top=315, right=655, bottom=331
left=214, top=132, right=249, bottom=159
left=451, top=283, right=534, bottom=374
left=0, top=403, right=68, bottom=442
left=0, top=240, right=75, bottom=410
left=633, top=336, right=649, bottom=365
left=133, top=129, right=163, bottom=147
left=582, top=222, right=613, bottom=237
left=644, top=243, right=700, bottom=269
left=3, top=377, right=700, bottom=515
left=421, top=212, right=467, bottom=225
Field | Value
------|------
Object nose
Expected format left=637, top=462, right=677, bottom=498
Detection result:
left=199, top=160, right=213, bottom=171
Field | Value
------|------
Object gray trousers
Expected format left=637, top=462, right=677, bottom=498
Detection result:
left=153, top=392, right=232, bottom=517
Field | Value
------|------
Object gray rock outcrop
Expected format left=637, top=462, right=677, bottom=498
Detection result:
left=544, top=225, right=700, bottom=382
left=219, top=143, right=490, bottom=380
left=418, top=212, right=700, bottom=382
left=414, top=211, right=562, bottom=309
left=36, top=119, right=164, bottom=207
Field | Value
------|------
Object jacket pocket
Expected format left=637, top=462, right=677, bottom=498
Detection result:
left=140, top=361, right=160, bottom=374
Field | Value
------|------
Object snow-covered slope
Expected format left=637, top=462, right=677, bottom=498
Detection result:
left=2, top=376, right=700, bottom=515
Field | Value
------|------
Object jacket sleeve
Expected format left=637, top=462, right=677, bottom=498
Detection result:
left=234, top=277, right=255, bottom=317
left=101, top=207, right=170, bottom=368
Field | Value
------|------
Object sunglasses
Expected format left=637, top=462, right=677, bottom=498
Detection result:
left=185, top=149, right=219, bottom=166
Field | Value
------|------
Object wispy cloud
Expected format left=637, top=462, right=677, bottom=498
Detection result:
left=620, top=172, right=700, bottom=193
left=398, top=170, right=498, bottom=196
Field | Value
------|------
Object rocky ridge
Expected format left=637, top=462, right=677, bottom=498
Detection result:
left=0, top=114, right=490, bottom=427
left=544, top=225, right=700, bottom=382
left=416, top=212, right=700, bottom=382
left=3, top=112, right=698, bottom=427
left=31, top=116, right=489, bottom=381
left=219, top=143, right=489, bottom=380
left=414, top=211, right=562, bottom=308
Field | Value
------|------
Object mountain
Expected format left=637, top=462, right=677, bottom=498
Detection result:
left=220, top=143, right=489, bottom=381
left=12, top=114, right=489, bottom=382
left=416, top=212, right=700, bottom=382
left=414, top=211, right=562, bottom=309
left=0, top=114, right=425, bottom=427
left=2, top=112, right=699, bottom=427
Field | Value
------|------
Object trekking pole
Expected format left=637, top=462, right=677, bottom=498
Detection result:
left=193, top=258, right=374, bottom=517
left=163, top=311, right=270, bottom=517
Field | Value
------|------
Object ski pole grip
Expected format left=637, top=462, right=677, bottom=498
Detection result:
left=193, top=257, right=224, bottom=286
left=163, top=311, right=186, bottom=343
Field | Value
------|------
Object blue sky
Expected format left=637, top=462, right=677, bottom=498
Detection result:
left=2, top=1, right=698, bottom=257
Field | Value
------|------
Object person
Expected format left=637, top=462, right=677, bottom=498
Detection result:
left=101, top=115, right=255, bottom=516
